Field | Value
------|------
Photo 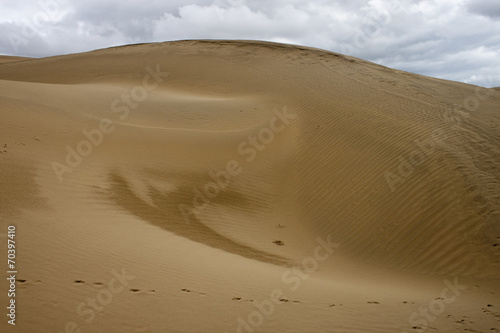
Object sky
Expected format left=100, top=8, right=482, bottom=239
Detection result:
left=0, top=0, right=499, bottom=87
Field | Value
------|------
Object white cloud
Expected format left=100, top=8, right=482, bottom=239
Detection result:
left=0, top=0, right=498, bottom=87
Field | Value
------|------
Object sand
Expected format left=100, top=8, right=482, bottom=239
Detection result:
left=0, top=40, right=499, bottom=332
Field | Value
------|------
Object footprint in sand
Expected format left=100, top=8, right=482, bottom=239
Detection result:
left=367, top=301, right=380, bottom=304
left=129, top=289, right=140, bottom=293
left=74, top=280, right=85, bottom=284
left=181, top=289, right=206, bottom=296
left=232, top=297, right=255, bottom=303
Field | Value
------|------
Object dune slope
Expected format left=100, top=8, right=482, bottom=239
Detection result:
left=1, top=40, right=499, bottom=333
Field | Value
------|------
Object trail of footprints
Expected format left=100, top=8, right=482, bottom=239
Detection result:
left=0, top=140, right=38, bottom=154
left=14, top=278, right=500, bottom=331
left=71, top=280, right=156, bottom=294
left=230, top=296, right=300, bottom=304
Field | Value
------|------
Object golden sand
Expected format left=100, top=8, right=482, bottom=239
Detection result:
left=0, top=40, right=499, bottom=332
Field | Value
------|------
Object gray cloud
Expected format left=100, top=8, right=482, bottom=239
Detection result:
left=0, top=0, right=499, bottom=87
left=466, top=0, right=500, bottom=19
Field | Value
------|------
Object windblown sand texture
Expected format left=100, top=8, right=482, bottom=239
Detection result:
left=1, top=40, right=499, bottom=332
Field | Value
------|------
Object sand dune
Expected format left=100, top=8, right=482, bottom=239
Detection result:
left=1, top=40, right=499, bottom=332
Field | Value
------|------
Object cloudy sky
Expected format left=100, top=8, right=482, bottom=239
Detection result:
left=1, top=0, right=499, bottom=87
